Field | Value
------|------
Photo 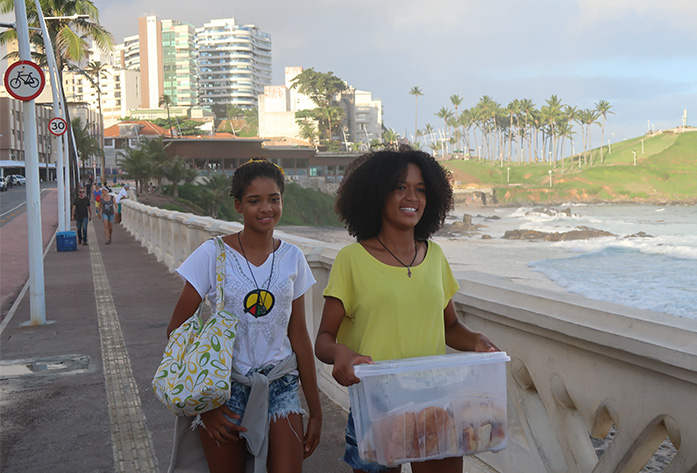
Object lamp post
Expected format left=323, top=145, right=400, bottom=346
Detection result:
left=12, top=0, right=46, bottom=325
left=34, top=1, right=72, bottom=231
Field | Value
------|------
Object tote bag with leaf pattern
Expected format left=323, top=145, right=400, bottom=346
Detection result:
left=152, top=237, right=239, bottom=416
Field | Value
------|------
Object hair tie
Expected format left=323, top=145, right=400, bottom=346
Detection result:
left=239, top=158, right=285, bottom=175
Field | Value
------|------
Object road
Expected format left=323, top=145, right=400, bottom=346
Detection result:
left=0, top=182, right=60, bottom=318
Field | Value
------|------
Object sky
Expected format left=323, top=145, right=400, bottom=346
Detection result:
left=4, top=0, right=697, bottom=147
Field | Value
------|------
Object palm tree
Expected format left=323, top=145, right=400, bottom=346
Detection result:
left=450, top=95, right=463, bottom=152
left=163, top=156, right=196, bottom=198
left=116, top=147, right=150, bottom=195
left=71, top=117, right=100, bottom=176
left=201, top=174, right=231, bottom=219
left=435, top=107, right=453, bottom=155
left=409, top=87, right=423, bottom=142
left=544, top=95, right=564, bottom=166
left=85, top=60, right=109, bottom=183
left=519, top=99, right=536, bottom=162
left=595, top=99, right=614, bottom=164
left=159, top=94, right=174, bottom=138
left=139, top=137, right=171, bottom=192
left=0, top=0, right=114, bottom=191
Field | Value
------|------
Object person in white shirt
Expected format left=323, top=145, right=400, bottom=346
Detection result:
left=115, top=183, right=130, bottom=223
left=167, top=159, right=322, bottom=473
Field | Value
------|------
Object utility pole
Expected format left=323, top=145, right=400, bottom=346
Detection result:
left=13, top=0, right=46, bottom=325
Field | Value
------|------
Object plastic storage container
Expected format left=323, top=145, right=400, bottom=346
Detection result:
left=56, top=231, right=78, bottom=252
left=348, top=351, right=510, bottom=466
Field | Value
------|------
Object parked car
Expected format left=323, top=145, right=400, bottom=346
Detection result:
left=0, top=177, right=8, bottom=192
left=10, top=175, right=26, bottom=185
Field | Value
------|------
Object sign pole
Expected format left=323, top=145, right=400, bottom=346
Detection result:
left=13, top=0, right=46, bottom=325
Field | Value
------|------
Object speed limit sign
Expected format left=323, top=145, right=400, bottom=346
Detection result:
left=49, top=117, right=68, bottom=136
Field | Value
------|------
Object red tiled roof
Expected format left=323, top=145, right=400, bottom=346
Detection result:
left=103, top=121, right=169, bottom=138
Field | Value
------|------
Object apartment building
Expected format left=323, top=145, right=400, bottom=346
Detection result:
left=161, top=19, right=198, bottom=107
left=196, top=18, right=272, bottom=109
left=0, top=96, right=55, bottom=179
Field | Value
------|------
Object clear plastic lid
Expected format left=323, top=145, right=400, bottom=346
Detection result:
left=353, top=351, right=510, bottom=378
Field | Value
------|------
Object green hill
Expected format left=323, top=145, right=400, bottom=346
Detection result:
left=443, top=130, right=697, bottom=205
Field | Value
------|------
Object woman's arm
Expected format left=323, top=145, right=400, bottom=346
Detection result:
left=167, top=280, right=246, bottom=443
left=443, top=299, right=499, bottom=352
left=315, top=296, right=373, bottom=387
left=288, top=295, right=322, bottom=458
left=166, top=281, right=202, bottom=337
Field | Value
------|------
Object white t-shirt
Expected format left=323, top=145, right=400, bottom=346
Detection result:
left=116, top=188, right=128, bottom=204
left=176, top=238, right=315, bottom=375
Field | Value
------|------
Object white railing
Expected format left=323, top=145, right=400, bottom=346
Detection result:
left=122, top=200, right=697, bottom=473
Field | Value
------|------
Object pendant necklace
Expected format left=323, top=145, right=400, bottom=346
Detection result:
left=375, top=236, right=418, bottom=277
left=237, top=232, right=276, bottom=317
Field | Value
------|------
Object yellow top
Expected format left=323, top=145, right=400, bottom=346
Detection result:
left=323, top=241, right=459, bottom=361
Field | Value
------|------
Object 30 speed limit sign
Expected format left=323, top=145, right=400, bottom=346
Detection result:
left=49, top=117, right=68, bottom=136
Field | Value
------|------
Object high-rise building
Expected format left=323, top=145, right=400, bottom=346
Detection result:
left=196, top=18, right=272, bottom=109
left=161, top=19, right=198, bottom=107
left=137, top=15, right=163, bottom=109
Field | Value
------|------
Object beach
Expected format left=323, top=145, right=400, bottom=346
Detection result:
left=279, top=203, right=573, bottom=294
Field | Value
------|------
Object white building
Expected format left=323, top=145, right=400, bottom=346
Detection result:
left=196, top=18, right=272, bottom=109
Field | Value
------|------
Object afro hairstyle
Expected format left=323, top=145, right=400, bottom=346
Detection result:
left=335, top=146, right=453, bottom=240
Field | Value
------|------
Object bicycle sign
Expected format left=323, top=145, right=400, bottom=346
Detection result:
left=3, top=60, right=45, bottom=101
left=49, top=117, right=68, bottom=136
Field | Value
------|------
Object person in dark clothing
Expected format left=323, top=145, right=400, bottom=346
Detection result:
left=72, top=186, right=92, bottom=245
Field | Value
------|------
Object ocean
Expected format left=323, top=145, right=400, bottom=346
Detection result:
left=486, top=204, right=697, bottom=320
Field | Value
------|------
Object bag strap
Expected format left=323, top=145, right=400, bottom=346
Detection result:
left=213, top=236, right=227, bottom=313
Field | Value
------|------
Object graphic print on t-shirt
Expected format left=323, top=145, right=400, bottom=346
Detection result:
left=243, top=289, right=275, bottom=317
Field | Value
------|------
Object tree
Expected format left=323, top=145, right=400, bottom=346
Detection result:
left=84, top=60, right=109, bottom=183
left=139, top=137, right=171, bottom=192
left=409, top=86, right=423, bottom=142
left=116, top=147, right=150, bottom=195
left=595, top=99, right=614, bottom=164
left=163, top=156, right=196, bottom=198
left=159, top=94, right=174, bottom=138
left=435, top=107, right=453, bottom=155
left=71, top=117, right=100, bottom=176
left=290, top=68, right=348, bottom=146
left=200, top=174, right=230, bottom=219
left=0, top=0, right=114, bottom=191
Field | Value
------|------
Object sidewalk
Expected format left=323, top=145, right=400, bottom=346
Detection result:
left=0, top=216, right=347, bottom=472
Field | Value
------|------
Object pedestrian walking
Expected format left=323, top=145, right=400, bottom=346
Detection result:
left=315, top=146, right=499, bottom=473
left=166, top=159, right=322, bottom=473
left=98, top=188, right=115, bottom=244
left=71, top=186, right=91, bottom=245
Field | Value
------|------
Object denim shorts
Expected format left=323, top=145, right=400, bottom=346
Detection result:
left=102, top=213, right=115, bottom=223
left=224, top=364, right=304, bottom=425
left=344, top=410, right=392, bottom=473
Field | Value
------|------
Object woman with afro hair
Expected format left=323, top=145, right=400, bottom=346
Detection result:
left=315, top=146, right=499, bottom=473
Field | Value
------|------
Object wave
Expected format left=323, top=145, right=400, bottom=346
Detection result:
left=551, top=236, right=697, bottom=261
left=530, top=247, right=697, bottom=319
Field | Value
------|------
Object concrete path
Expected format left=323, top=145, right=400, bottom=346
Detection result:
left=0, top=207, right=347, bottom=472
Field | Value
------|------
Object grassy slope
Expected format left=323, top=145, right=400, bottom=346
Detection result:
left=443, top=131, right=697, bottom=204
